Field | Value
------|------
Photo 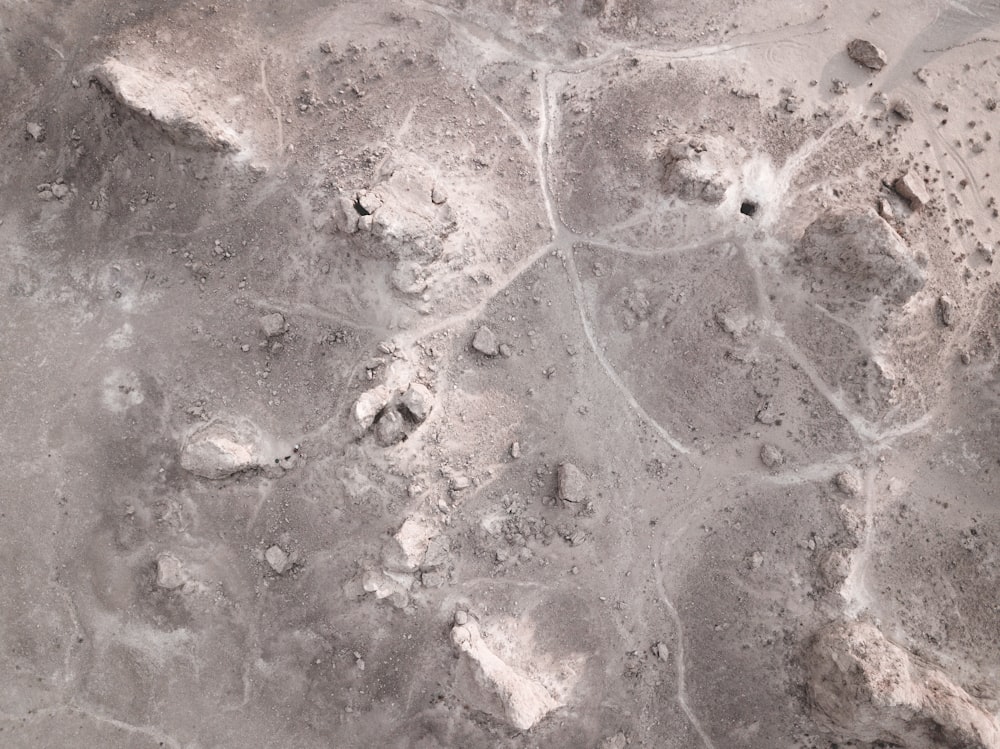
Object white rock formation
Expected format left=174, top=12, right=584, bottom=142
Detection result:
left=451, top=617, right=563, bottom=731
left=91, top=58, right=241, bottom=151
left=807, top=620, right=1000, bottom=748
left=180, top=417, right=262, bottom=479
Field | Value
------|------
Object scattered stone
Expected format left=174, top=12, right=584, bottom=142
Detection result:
left=155, top=553, right=186, bottom=589
left=180, top=417, right=262, bottom=479
left=450, top=475, right=472, bottom=491
left=847, top=39, right=888, bottom=70
left=937, top=294, right=956, bottom=327
left=265, top=544, right=289, bottom=574
left=399, top=382, right=433, bottom=422
left=472, top=325, right=500, bottom=356
left=557, top=462, right=587, bottom=503
left=760, top=444, right=784, bottom=469
left=259, top=312, right=285, bottom=337
left=834, top=471, right=861, bottom=496
left=892, top=99, right=914, bottom=121
left=894, top=170, right=930, bottom=209
left=431, top=185, right=448, bottom=204
left=25, top=121, right=45, bottom=141
left=499, top=343, right=513, bottom=358
left=374, top=408, right=407, bottom=446
left=451, top=616, right=564, bottom=731
left=807, top=620, right=1000, bottom=747
left=90, top=58, right=241, bottom=151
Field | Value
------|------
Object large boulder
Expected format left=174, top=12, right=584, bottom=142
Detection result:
left=807, top=620, right=1000, bottom=748
left=91, top=58, right=241, bottom=152
left=180, top=417, right=262, bottom=479
left=791, top=210, right=925, bottom=306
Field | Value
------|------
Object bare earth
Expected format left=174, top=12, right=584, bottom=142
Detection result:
left=3, top=0, right=1000, bottom=747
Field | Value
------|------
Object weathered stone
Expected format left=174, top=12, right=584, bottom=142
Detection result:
left=400, top=382, right=433, bottom=422
left=156, top=553, right=186, bottom=589
left=353, top=385, right=392, bottom=433
left=760, top=443, right=784, bottom=469
left=807, top=620, right=1000, bottom=748
left=938, top=295, right=957, bottom=327
left=265, top=545, right=289, bottom=573
left=472, top=326, right=500, bottom=356
left=847, top=39, right=887, bottom=70
left=90, top=58, right=241, bottom=151
left=834, top=471, right=861, bottom=496
left=374, top=408, right=406, bottom=446
left=259, top=312, right=285, bottom=337
left=557, top=462, right=587, bottom=503
left=180, top=417, right=261, bottom=479
left=894, top=170, right=930, bottom=208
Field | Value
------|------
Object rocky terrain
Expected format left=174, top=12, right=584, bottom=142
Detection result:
left=3, top=0, right=1000, bottom=747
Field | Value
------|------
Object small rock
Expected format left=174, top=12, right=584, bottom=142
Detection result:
left=654, top=642, right=670, bottom=662
left=319, top=41, right=333, bottom=53
left=831, top=79, right=849, bottom=95
left=937, top=294, right=956, bottom=327
left=400, top=383, right=433, bottom=422
left=391, top=261, right=428, bottom=295
left=877, top=198, right=894, bottom=221
left=847, top=39, right=887, bottom=70
left=510, top=441, right=522, bottom=459
left=759, top=444, right=784, bottom=469
left=454, top=610, right=469, bottom=626
left=819, top=547, right=852, bottom=588
left=431, top=185, right=448, bottom=205
left=374, top=408, right=407, bottom=446
left=259, top=312, right=285, bottom=337
left=472, top=325, right=500, bottom=356
left=893, top=170, right=930, bottom=208
left=265, top=544, right=289, bottom=574
left=499, top=343, right=513, bottom=358
left=37, top=189, right=55, bottom=202
left=747, top=551, right=765, bottom=570
left=156, top=553, right=186, bottom=589
left=599, top=734, right=628, bottom=749
left=51, top=183, right=70, bottom=200
left=557, top=462, right=587, bottom=503
left=25, top=122, right=45, bottom=141
left=892, top=99, right=913, bottom=121
left=450, top=475, right=472, bottom=491
left=834, top=471, right=861, bottom=496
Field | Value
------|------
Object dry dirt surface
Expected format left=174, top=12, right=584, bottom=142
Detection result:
left=4, top=1, right=1000, bottom=747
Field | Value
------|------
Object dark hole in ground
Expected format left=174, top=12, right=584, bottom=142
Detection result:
left=353, top=196, right=371, bottom=216
left=740, top=200, right=757, bottom=217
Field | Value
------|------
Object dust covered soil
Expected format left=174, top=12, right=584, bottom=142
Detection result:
left=4, top=0, right=1000, bottom=747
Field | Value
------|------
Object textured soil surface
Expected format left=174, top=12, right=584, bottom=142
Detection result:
left=4, top=1, right=1000, bottom=747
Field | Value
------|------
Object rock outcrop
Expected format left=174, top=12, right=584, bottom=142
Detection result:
left=807, top=620, right=1000, bottom=748
left=180, top=417, right=262, bottom=479
left=91, top=58, right=241, bottom=152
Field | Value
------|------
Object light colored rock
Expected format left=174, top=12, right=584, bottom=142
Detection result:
left=353, top=385, right=392, bottom=433
left=894, top=170, right=930, bottom=209
left=818, top=548, right=852, bottom=588
left=760, top=443, right=784, bottom=469
left=384, top=516, right=438, bottom=572
left=259, top=312, right=285, bottom=337
left=374, top=408, right=406, bottom=446
left=847, top=39, right=888, bottom=70
left=51, top=183, right=70, bottom=199
left=794, top=210, right=925, bottom=305
left=834, top=471, right=861, bottom=496
left=431, top=185, right=448, bottom=204
left=400, top=382, right=433, bottom=422
left=331, top=196, right=360, bottom=233
left=180, top=417, right=261, bottom=479
left=654, top=642, right=670, bottom=662
left=557, top=462, right=587, bottom=503
left=938, top=294, right=957, bottom=327
left=390, top=260, right=428, bottom=295
left=807, top=620, right=1000, bottom=748
left=451, top=617, right=562, bottom=731
left=265, top=545, right=289, bottom=573
left=25, top=122, right=45, bottom=141
left=472, top=326, right=500, bottom=356
left=156, top=553, right=186, bottom=589
left=90, top=58, right=240, bottom=151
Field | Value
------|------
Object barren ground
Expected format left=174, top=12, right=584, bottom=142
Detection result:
left=3, top=1, right=1000, bottom=747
